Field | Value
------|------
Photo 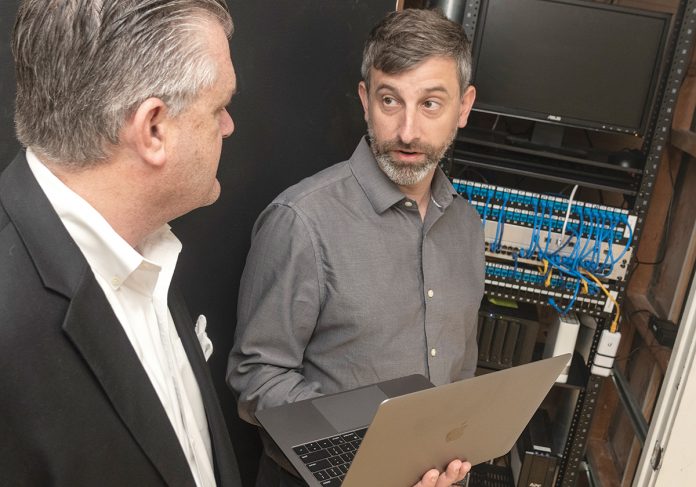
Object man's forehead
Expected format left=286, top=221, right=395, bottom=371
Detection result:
left=369, top=58, right=459, bottom=94
left=370, top=56, right=458, bottom=79
left=218, top=55, right=237, bottom=98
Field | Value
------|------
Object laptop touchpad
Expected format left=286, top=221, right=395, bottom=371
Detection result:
left=312, top=386, right=388, bottom=433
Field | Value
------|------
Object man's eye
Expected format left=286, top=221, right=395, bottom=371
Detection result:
left=383, top=96, right=396, bottom=106
left=423, top=100, right=440, bottom=110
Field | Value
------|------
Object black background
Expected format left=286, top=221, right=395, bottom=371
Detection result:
left=0, top=1, right=395, bottom=484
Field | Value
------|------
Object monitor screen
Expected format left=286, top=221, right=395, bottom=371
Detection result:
left=471, top=0, right=671, bottom=136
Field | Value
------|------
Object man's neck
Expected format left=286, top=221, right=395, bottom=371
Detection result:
left=39, top=155, right=158, bottom=248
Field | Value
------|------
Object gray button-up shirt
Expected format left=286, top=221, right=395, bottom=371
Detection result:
left=228, top=137, right=485, bottom=425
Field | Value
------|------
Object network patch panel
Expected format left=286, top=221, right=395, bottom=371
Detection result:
left=453, top=179, right=635, bottom=316
left=484, top=262, right=617, bottom=316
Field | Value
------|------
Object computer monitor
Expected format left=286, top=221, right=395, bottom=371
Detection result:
left=470, top=0, right=671, bottom=143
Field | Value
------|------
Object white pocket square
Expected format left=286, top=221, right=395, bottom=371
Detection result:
left=195, top=314, right=214, bottom=361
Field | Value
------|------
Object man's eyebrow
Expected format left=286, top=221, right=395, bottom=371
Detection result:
left=374, top=83, right=398, bottom=93
left=422, top=85, right=449, bottom=94
left=223, top=87, right=238, bottom=106
left=374, top=83, right=450, bottom=95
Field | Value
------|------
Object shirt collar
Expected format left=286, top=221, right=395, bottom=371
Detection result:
left=25, top=148, right=182, bottom=297
left=430, top=162, right=458, bottom=209
left=349, top=136, right=459, bottom=214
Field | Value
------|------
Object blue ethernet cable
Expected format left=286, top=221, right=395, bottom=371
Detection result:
left=548, top=225, right=576, bottom=258
left=512, top=251, right=520, bottom=274
left=599, top=211, right=620, bottom=276
left=596, top=209, right=610, bottom=270
left=567, top=206, right=583, bottom=267
left=586, top=208, right=601, bottom=272
left=606, top=213, right=633, bottom=270
left=481, top=188, right=493, bottom=230
left=520, top=196, right=541, bottom=258
left=542, top=198, right=555, bottom=259
left=577, top=207, right=597, bottom=269
left=546, top=255, right=593, bottom=314
left=491, top=191, right=509, bottom=252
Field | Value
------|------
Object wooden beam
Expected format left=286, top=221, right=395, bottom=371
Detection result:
left=587, top=438, right=622, bottom=487
left=672, top=44, right=696, bottom=131
left=671, top=128, right=696, bottom=159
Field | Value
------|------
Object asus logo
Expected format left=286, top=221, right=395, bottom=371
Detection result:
left=547, top=115, right=562, bottom=122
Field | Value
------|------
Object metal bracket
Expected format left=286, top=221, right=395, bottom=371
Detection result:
left=650, top=440, right=664, bottom=471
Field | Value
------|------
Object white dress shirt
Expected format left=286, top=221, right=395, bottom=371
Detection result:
left=27, top=149, right=216, bottom=487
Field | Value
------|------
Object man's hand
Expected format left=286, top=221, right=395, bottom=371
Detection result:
left=413, top=459, right=471, bottom=487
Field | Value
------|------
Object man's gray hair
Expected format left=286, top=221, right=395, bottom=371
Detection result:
left=12, top=0, right=233, bottom=167
left=361, top=8, right=471, bottom=95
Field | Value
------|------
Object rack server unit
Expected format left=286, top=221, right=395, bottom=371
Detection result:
left=477, top=300, right=539, bottom=370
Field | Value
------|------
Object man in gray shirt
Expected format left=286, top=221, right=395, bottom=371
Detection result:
left=228, top=9, right=484, bottom=487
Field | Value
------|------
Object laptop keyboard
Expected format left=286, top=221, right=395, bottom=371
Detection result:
left=292, top=427, right=367, bottom=486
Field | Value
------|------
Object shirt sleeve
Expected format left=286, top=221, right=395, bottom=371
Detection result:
left=227, top=203, right=323, bottom=425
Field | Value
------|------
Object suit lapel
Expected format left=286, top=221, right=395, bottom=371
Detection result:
left=169, top=285, right=241, bottom=487
left=63, top=276, right=195, bottom=487
left=2, top=153, right=196, bottom=487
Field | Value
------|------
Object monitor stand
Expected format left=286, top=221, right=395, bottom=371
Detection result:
left=530, top=122, right=564, bottom=148
left=506, top=122, right=589, bottom=158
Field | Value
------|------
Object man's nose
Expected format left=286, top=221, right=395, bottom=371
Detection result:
left=397, top=107, right=420, bottom=145
left=221, top=109, right=234, bottom=138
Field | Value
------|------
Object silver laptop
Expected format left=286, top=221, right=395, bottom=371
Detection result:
left=256, top=354, right=570, bottom=487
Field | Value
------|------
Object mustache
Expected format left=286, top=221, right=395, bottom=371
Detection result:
left=378, top=138, right=434, bottom=154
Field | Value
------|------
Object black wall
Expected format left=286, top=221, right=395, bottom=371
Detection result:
left=0, top=1, right=395, bottom=485
left=0, top=3, right=19, bottom=164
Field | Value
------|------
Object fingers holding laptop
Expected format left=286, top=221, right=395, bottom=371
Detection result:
left=414, top=459, right=471, bottom=487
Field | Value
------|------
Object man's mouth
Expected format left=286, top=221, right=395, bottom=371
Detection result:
left=392, top=149, right=424, bottom=161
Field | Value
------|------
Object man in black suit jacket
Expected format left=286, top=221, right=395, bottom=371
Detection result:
left=0, top=1, right=241, bottom=486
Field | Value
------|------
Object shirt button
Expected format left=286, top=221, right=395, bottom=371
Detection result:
left=111, top=277, right=121, bottom=287
left=431, top=348, right=437, bottom=357
left=404, top=201, right=413, bottom=208
left=427, top=289, right=434, bottom=298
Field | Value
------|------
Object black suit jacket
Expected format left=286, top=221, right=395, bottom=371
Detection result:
left=0, top=152, right=241, bottom=486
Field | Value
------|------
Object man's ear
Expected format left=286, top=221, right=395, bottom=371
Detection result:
left=457, top=85, right=477, bottom=128
left=358, top=81, right=370, bottom=123
left=122, top=97, right=168, bottom=167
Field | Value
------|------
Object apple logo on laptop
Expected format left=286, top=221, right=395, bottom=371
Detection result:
left=445, top=422, right=468, bottom=442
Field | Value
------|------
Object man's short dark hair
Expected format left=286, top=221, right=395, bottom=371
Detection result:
left=361, top=8, right=472, bottom=95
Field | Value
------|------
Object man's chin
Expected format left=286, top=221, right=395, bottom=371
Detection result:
left=377, top=158, right=436, bottom=186
left=198, top=180, right=221, bottom=208
left=207, top=181, right=222, bottom=206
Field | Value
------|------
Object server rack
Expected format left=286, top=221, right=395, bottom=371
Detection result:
left=451, top=1, right=696, bottom=485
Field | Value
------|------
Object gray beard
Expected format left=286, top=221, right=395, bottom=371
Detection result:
left=367, top=124, right=456, bottom=186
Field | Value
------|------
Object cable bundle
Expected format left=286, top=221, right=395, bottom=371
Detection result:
left=454, top=179, right=633, bottom=330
